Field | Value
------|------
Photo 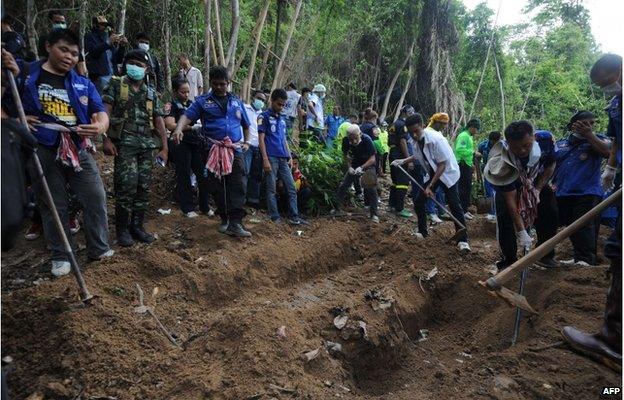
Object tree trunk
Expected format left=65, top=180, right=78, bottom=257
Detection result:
left=493, top=52, right=506, bottom=129
left=203, top=0, right=212, bottom=88
left=232, top=0, right=272, bottom=79
left=271, top=0, right=303, bottom=91
left=224, top=0, right=241, bottom=73
left=380, top=41, right=413, bottom=122
left=256, top=43, right=272, bottom=91
left=371, top=49, right=381, bottom=109
left=213, top=0, right=226, bottom=66
left=163, top=0, right=173, bottom=94
left=26, top=0, right=38, bottom=59
left=415, top=0, right=465, bottom=137
left=118, top=0, right=128, bottom=35
left=273, top=0, right=284, bottom=73
left=79, top=0, right=88, bottom=75
left=243, top=0, right=271, bottom=102
left=393, top=60, right=414, bottom=121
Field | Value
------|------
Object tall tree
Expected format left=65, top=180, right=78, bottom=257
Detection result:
left=162, top=0, right=173, bottom=93
left=203, top=0, right=212, bottom=88
left=380, top=41, right=414, bottom=122
left=271, top=0, right=303, bottom=91
left=118, top=0, right=128, bottom=35
left=224, top=0, right=241, bottom=73
left=26, top=0, right=38, bottom=59
left=243, top=0, right=271, bottom=101
left=213, top=0, right=226, bottom=66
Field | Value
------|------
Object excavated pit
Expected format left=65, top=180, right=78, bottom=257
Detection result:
left=2, top=212, right=621, bottom=399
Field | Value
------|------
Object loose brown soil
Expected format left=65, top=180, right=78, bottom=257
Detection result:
left=1, top=160, right=621, bottom=399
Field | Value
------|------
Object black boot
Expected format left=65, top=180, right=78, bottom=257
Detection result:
left=130, top=211, right=156, bottom=243
left=115, top=206, right=134, bottom=247
left=561, top=258, right=622, bottom=372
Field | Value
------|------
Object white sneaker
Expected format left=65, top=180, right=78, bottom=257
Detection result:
left=186, top=211, right=199, bottom=218
left=429, top=214, right=443, bottom=224
left=51, top=260, right=71, bottom=277
left=458, top=241, right=471, bottom=252
left=371, top=215, right=380, bottom=223
left=206, top=209, right=215, bottom=217
left=412, top=231, right=424, bottom=240
left=486, top=214, right=497, bottom=223
left=560, top=259, right=590, bottom=267
left=464, top=212, right=474, bottom=220
left=96, top=249, right=115, bottom=260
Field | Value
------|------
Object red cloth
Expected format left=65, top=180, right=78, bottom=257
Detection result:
left=57, top=132, right=82, bottom=172
left=206, top=137, right=239, bottom=178
left=517, top=173, right=540, bottom=228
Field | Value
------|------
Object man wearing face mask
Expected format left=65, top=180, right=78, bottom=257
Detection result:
left=483, top=121, right=557, bottom=272
left=102, top=49, right=168, bottom=247
left=37, top=11, right=67, bottom=57
left=131, top=32, right=164, bottom=95
left=243, top=90, right=267, bottom=208
left=553, top=111, right=610, bottom=267
left=561, top=53, right=622, bottom=373
left=85, top=16, right=125, bottom=93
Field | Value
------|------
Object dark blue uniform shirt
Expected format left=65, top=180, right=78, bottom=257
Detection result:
left=185, top=91, right=250, bottom=142
left=258, top=109, right=290, bottom=158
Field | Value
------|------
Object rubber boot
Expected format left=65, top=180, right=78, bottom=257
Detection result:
left=129, top=211, right=155, bottom=243
left=561, top=258, right=622, bottom=372
left=115, top=206, right=134, bottom=247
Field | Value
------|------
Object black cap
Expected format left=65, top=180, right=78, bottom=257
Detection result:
left=124, top=49, right=149, bottom=65
left=400, top=105, right=415, bottom=115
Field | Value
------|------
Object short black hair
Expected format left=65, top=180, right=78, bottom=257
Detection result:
left=251, top=90, right=264, bottom=98
left=504, top=120, right=534, bottom=141
left=287, top=82, right=297, bottom=90
left=172, top=77, right=189, bottom=92
left=271, top=88, right=288, bottom=101
left=209, top=65, right=229, bottom=81
left=466, top=118, right=481, bottom=130
left=46, top=29, right=80, bottom=47
left=48, top=10, right=64, bottom=21
left=301, top=87, right=311, bottom=95
left=291, top=151, right=299, bottom=160
left=135, top=32, right=150, bottom=42
left=591, top=54, right=622, bottom=82
left=405, top=113, right=425, bottom=127
left=488, top=131, right=501, bottom=142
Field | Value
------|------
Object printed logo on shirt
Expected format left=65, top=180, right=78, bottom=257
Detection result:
left=579, top=152, right=588, bottom=161
left=79, top=95, right=89, bottom=106
left=38, top=83, right=77, bottom=126
left=235, top=109, right=241, bottom=120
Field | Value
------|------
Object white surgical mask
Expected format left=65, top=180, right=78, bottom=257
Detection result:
left=137, top=42, right=150, bottom=52
left=602, top=81, right=622, bottom=97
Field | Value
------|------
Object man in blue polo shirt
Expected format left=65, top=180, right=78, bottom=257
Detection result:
left=258, top=89, right=306, bottom=225
left=172, top=65, right=251, bottom=237
left=554, top=110, right=610, bottom=266
left=8, top=29, right=113, bottom=276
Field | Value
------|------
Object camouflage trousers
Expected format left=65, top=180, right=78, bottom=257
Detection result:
left=114, top=144, right=155, bottom=213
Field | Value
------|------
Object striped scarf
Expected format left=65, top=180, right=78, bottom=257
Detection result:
left=206, top=137, right=239, bottom=178
left=509, top=144, right=541, bottom=228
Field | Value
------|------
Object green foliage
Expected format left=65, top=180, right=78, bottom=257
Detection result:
left=297, top=139, right=345, bottom=213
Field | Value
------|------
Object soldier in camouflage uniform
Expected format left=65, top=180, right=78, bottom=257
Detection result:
left=102, top=49, right=168, bottom=247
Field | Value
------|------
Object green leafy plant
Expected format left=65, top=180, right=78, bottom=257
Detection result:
left=297, top=139, right=346, bottom=214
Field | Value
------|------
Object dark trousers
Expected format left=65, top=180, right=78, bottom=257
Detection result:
left=207, top=151, right=247, bottom=224
left=458, top=161, right=473, bottom=213
left=243, top=145, right=262, bottom=205
left=278, top=186, right=312, bottom=215
left=337, top=171, right=378, bottom=217
left=389, top=147, right=410, bottom=212
left=175, top=141, right=211, bottom=214
left=603, top=257, right=622, bottom=351
left=557, top=195, right=602, bottom=265
left=413, top=174, right=468, bottom=242
left=495, top=186, right=558, bottom=268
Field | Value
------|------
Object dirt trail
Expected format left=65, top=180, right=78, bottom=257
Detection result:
left=1, top=207, right=620, bottom=399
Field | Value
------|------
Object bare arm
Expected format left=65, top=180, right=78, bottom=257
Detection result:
left=535, top=162, right=555, bottom=192
left=154, top=116, right=169, bottom=160
left=362, top=154, right=376, bottom=169
left=573, top=120, right=610, bottom=158
left=429, top=161, right=447, bottom=188
left=259, top=132, right=271, bottom=172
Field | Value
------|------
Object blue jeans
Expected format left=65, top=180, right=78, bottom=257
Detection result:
left=483, top=177, right=496, bottom=214
left=244, top=145, right=262, bottom=205
left=425, top=187, right=446, bottom=215
left=325, top=136, right=334, bottom=148
left=265, top=156, right=299, bottom=220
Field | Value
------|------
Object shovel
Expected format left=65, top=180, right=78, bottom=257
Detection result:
left=480, top=188, right=622, bottom=314
left=5, top=69, right=93, bottom=302
left=397, top=164, right=467, bottom=242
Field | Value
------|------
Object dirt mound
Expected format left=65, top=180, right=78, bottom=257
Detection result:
left=2, top=209, right=620, bottom=399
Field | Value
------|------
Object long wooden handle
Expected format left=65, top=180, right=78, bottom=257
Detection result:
left=486, top=187, right=621, bottom=290
left=397, top=164, right=466, bottom=230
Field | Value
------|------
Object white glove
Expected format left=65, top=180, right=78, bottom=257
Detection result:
left=354, top=166, right=363, bottom=175
left=391, top=158, right=406, bottom=167
left=516, top=229, right=533, bottom=252
left=347, top=167, right=356, bottom=175
left=601, top=165, right=616, bottom=192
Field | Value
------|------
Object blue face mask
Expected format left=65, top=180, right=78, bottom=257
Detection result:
left=252, top=99, right=265, bottom=111
left=126, top=64, right=146, bottom=81
left=52, top=23, right=67, bottom=30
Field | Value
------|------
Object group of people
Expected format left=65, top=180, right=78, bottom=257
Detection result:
left=0, top=10, right=621, bottom=373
